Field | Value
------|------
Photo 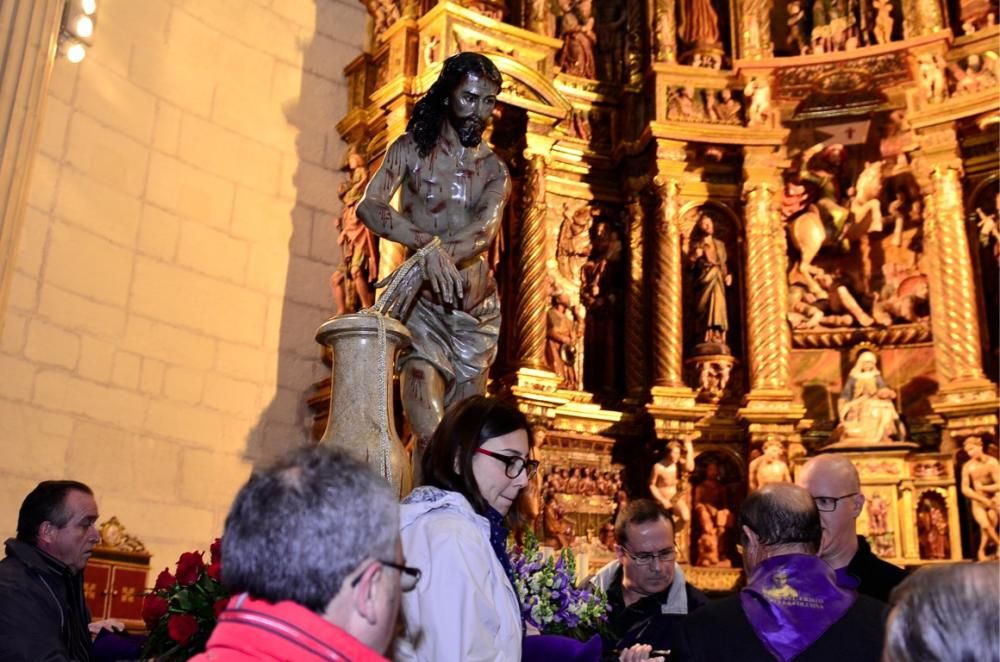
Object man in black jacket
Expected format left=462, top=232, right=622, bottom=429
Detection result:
left=673, top=483, right=886, bottom=662
left=0, top=480, right=100, bottom=661
left=590, top=499, right=707, bottom=658
left=797, top=453, right=907, bottom=602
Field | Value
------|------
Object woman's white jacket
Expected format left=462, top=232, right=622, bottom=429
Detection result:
left=393, top=486, right=522, bottom=662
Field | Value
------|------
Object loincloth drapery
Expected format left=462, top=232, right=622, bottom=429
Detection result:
left=399, top=292, right=500, bottom=402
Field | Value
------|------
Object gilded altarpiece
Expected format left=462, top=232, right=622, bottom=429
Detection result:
left=314, top=0, right=1000, bottom=584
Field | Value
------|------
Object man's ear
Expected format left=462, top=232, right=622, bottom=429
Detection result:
left=614, top=544, right=625, bottom=564
left=741, top=525, right=759, bottom=549
left=37, top=522, right=56, bottom=545
left=851, top=492, right=865, bottom=519
left=351, top=563, right=381, bottom=626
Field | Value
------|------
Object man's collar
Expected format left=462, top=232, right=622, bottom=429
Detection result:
left=5, top=538, right=75, bottom=576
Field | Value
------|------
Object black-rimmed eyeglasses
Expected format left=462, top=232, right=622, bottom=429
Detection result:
left=812, top=492, right=859, bottom=512
left=475, top=448, right=540, bottom=479
left=619, top=545, right=676, bottom=566
left=351, top=560, right=421, bottom=592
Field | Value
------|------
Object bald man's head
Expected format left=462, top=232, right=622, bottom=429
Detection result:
left=739, top=483, right=821, bottom=574
left=796, top=454, right=864, bottom=568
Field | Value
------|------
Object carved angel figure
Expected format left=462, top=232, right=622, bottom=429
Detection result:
left=917, top=53, right=948, bottom=104
left=744, top=76, right=771, bottom=126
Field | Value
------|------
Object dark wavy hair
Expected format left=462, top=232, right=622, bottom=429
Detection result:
left=408, top=52, right=502, bottom=157
left=420, top=395, right=530, bottom=520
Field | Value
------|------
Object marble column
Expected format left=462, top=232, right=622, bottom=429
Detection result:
left=0, top=0, right=63, bottom=329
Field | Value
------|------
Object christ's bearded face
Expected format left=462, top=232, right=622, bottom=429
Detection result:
left=447, top=73, right=499, bottom=148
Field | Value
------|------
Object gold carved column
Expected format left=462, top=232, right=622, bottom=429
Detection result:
left=646, top=148, right=701, bottom=439
left=0, top=0, right=63, bottom=330
left=652, top=0, right=677, bottom=63
left=624, top=192, right=646, bottom=400
left=901, top=0, right=946, bottom=38
left=918, top=127, right=1000, bottom=447
left=738, top=146, right=805, bottom=452
left=512, top=151, right=550, bottom=371
left=736, top=0, right=775, bottom=61
left=650, top=176, right=684, bottom=390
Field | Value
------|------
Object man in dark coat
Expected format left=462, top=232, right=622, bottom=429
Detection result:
left=590, top=499, right=707, bottom=657
left=673, top=483, right=886, bottom=662
left=797, top=453, right=907, bottom=602
left=0, top=480, right=100, bottom=661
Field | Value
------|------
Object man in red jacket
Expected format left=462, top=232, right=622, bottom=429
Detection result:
left=193, top=447, right=419, bottom=661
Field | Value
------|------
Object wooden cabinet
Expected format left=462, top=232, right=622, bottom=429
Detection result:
left=82, top=517, right=150, bottom=630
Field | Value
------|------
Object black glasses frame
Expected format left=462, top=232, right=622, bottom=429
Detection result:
left=475, top=448, right=540, bottom=479
left=812, top=492, right=860, bottom=512
left=351, top=560, right=422, bottom=592
left=619, top=544, right=676, bottom=565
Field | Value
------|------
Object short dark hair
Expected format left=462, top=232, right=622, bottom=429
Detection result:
left=221, top=446, right=398, bottom=613
left=420, top=395, right=531, bottom=519
left=885, top=562, right=999, bottom=662
left=407, top=52, right=503, bottom=157
left=614, top=498, right=673, bottom=547
left=739, top=486, right=821, bottom=549
left=17, top=481, right=94, bottom=545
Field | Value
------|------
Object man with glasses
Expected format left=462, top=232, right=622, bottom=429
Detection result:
left=589, top=499, right=707, bottom=657
left=673, top=483, right=886, bottom=662
left=796, top=453, right=906, bottom=601
left=193, top=446, right=419, bottom=661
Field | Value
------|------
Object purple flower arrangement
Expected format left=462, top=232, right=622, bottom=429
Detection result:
left=509, top=530, right=611, bottom=641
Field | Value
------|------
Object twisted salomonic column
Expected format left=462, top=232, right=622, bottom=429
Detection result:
left=0, top=0, right=63, bottom=329
left=651, top=177, right=684, bottom=388
left=924, top=164, right=986, bottom=382
left=512, top=153, right=549, bottom=370
left=744, top=181, right=792, bottom=391
left=625, top=192, right=646, bottom=397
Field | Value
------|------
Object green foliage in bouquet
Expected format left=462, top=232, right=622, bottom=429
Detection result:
left=509, top=529, right=611, bottom=642
left=141, top=538, right=229, bottom=660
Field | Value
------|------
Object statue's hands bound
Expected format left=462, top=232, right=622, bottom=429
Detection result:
left=421, top=244, right=464, bottom=305
left=371, top=238, right=462, bottom=319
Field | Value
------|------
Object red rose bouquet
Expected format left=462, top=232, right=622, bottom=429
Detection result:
left=141, top=538, right=229, bottom=660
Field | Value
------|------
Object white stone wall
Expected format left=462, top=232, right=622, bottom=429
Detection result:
left=0, top=0, right=367, bottom=568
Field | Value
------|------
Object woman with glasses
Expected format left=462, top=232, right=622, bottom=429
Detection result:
left=394, top=395, right=538, bottom=662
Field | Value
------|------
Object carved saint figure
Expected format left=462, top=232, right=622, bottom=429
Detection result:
left=917, top=53, right=948, bottom=104
left=960, top=436, right=1000, bottom=560
left=867, top=491, right=889, bottom=535
left=975, top=193, right=1000, bottom=266
left=545, top=293, right=581, bottom=389
left=708, top=88, right=741, bottom=123
left=786, top=0, right=809, bottom=54
left=558, top=0, right=597, bottom=78
left=371, top=0, right=401, bottom=41
left=332, top=148, right=377, bottom=315
left=872, top=0, right=894, bottom=44
left=678, top=0, right=721, bottom=48
left=953, top=53, right=999, bottom=95
left=748, top=438, right=791, bottom=490
left=835, top=350, right=906, bottom=444
left=356, top=53, right=511, bottom=467
left=744, top=77, right=771, bottom=127
left=556, top=203, right=594, bottom=284
left=693, top=460, right=734, bottom=567
left=687, top=214, right=731, bottom=345
left=650, top=438, right=695, bottom=561
left=917, top=495, right=950, bottom=559
left=544, top=491, right=576, bottom=549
